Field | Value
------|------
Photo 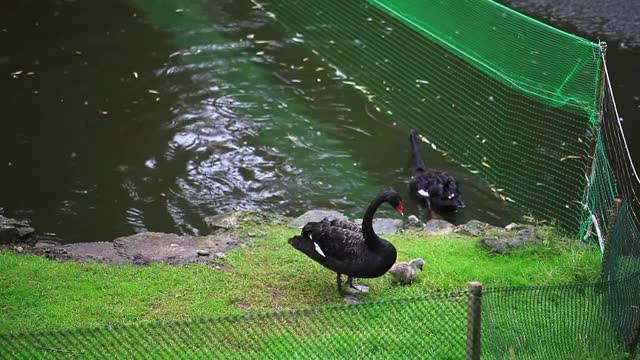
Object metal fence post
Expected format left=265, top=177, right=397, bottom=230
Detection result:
left=466, top=281, right=482, bottom=360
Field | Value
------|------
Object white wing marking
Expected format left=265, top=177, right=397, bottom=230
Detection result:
left=313, top=242, right=326, bottom=257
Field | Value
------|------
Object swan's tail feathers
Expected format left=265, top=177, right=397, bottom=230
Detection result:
left=409, top=130, right=426, bottom=176
left=288, top=234, right=327, bottom=263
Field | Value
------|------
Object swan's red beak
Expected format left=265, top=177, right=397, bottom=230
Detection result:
left=396, top=203, right=404, bottom=217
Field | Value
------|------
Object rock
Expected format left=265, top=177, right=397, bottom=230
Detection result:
left=15, top=246, right=24, bottom=253
left=424, top=219, right=454, bottom=235
left=287, top=210, right=348, bottom=228
left=204, top=212, right=240, bottom=230
left=406, top=215, right=425, bottom=229
left=214, top=252, right=225, bottom=258
left=455, top=220, right=505, bottom=237
left=0, top=226, right=18, bottom=245
left=0, top=215, right=34, bottom=244
left=205, top=212, right=288, bottom=232
left=113, top=232, right=238, bottom=265
left=34, top=239, right=60, bottom=248
left=505, top=223, right=527, bottom=231
left=42, top=242, right=126, bottom=263
left=480, top=226, right=539, bottom=253
left=354, top=218, right=404, bottom=234
left=16, top=227, right=35, bottom=240
left=23, top=232, right=241, bottom=265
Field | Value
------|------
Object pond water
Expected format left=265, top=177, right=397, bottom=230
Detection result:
left=0, top=0, right=637, bottom=243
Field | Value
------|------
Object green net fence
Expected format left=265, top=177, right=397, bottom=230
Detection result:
left=262, top=0, right=602, bottom=235
left=2, top=0, right=640, bottom=358
left=0, top=293, right=469, bottom=358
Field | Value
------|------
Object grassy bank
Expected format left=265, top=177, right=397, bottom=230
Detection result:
left=0, top=222, right=601, bottom=334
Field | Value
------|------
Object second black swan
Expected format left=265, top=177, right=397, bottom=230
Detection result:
left=288, top=191, right=404, bottom=301
left=408, top=130, right=463, bottom=214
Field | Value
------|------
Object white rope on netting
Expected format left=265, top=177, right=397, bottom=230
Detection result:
left=590, top=213, right=605, bottom=252
left=581, top=148, right=605, bottom=251
left=600, top=47, right=640, bottom=221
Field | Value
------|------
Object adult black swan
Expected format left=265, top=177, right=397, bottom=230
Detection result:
left=288, top=191, right=404, bottom=302
left=408, top=130, right=463, bottom=215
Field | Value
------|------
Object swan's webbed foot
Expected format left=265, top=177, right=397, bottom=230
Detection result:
left=346, top=276, right=369, bottom=293
left=341, top=294, right=361, bottom=303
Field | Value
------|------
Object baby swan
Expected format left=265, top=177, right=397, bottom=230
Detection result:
left=388, top=258, right=425, bottom=285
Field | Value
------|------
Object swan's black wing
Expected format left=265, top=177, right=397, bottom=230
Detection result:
left=328, top=218, right=361, bottom=233
left=301, top=219, right=366, bottom=261
left=410, top=171, right=463, bottom=211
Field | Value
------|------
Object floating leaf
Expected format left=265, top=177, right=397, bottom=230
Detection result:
left=481, top=162, right=491, bottom=168
left=286, top=133, right=301, bottom=147
left=560, top=155, right=581, bottom=161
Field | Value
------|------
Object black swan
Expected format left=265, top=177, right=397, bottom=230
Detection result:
left=288, top=191, right=404, bottom=301
left=408, top=130, right=463, bottom=215
left=388, top=258, right=425, bottom=285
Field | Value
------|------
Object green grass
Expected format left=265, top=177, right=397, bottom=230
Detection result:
left=3, top=221, right=626, bottom=359
left=0, top=224, right=600, bottom=333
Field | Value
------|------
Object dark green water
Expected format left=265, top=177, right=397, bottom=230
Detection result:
left=0, top=0, right=636, bottom=243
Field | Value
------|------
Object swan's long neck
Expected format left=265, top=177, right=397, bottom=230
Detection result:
left=362, top=195, right=385, bottom=246
left=409, top=131, right=426, bottom=176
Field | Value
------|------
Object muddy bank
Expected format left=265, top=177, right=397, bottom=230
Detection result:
left=2, top=211, right=541, bottom=265
left=29, top=232, right=242, bottom=266
left=1, top=212, right=285, bottom=266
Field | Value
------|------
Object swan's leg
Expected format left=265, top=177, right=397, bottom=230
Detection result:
left=346, top=276, right=369, bottom=293
left=337, top=273, right=361, bottom=303
left=417, top=206, right=429, bottom=221
left=428, top=207, right=443, bottom=221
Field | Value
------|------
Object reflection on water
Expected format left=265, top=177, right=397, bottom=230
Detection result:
left=4, top=0, right=636, bottom=243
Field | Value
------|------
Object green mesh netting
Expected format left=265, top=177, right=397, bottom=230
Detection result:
left=0, top=294, right=468, bottom=358
left=263, top=0, right=603, bottom=235
left=368, top=0, right=602, bottom=110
